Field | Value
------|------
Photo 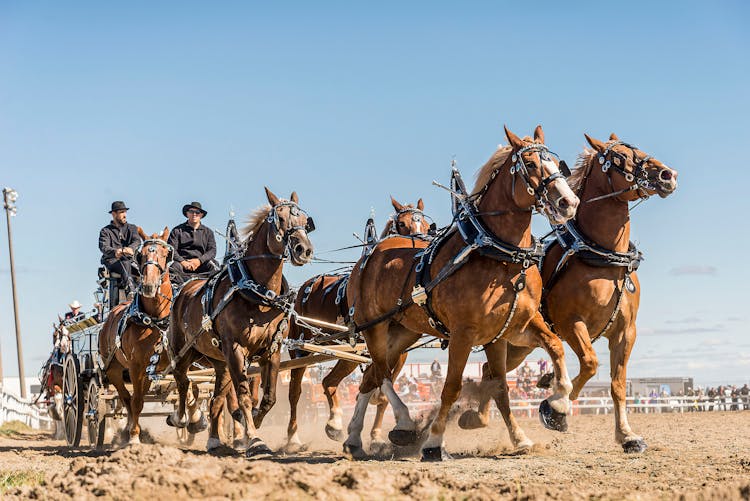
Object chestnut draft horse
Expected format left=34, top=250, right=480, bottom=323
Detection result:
left=167, top=188, right=314, bottom=457
left=459, top=134, right=678, bottom=453
left=99, top=228, right=174, bottom=445
left=284, top=196, right=432, bottom=453
left=343, top=126, right=579, bottom=461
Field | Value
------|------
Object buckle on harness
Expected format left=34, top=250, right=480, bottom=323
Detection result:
left=201, top=315, right=213, bottom=331
left=411, top=285, right=427, bottom=306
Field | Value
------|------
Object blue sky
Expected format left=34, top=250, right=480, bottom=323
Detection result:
left=0, top=1, right=748, bottom=386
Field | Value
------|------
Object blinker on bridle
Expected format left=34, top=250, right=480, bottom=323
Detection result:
left=509, top=144, right=567, bottom=210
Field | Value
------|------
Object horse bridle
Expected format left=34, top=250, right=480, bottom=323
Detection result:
left=265, top=202, right=316, bottom=259
left=587, top=141, right=662, bottom=203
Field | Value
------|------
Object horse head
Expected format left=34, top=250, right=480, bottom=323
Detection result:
left=135, top=227, right=172, bottom=298
left=503, top=125, right=579, bottom=223
left=388, top=196, right=431, bottom=236
left=584, top=133, right=678, bottom=200
left=264, top=187, right=315, bottom=266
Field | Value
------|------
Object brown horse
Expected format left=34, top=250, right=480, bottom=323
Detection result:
left=343, top=125, right=579, bottom=461
left=284, top=196, right=431, bottom=452
left=459, top=133, right=678, bottom=453
left=98, top=227, right=174, bottom=445
left=168, top=188, right=314, bottom=456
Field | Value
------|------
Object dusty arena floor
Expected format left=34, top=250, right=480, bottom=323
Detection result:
left=1, top=411, right=749, bottom=500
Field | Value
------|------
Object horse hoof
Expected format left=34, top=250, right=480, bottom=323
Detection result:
left=421, top=446, right=452, bottom=462
left=388, top=429, right=419, bottom=446
left=282, top=442, right=307, bottom=454
left=245, top=438, right=272, bottom=460
left=538, top=400, right=568, bottom=432
left=232, top=439, right=248, bottom=452
left=325, top=424, right=346, bottom=442
left=343, top=443, right=368, bottom=460
left=536, top=372, right=554, bottom=389
left=369, top=440, right=390, bottom=457
left=166, top=414, right=186, bottom=429
left=457, top=410, right=488, bottom=430
left=187, top=415, right=208, bottom=434
left=206, top=437, right=223, bottom=451
left=622, top=439, right=648, bottom=454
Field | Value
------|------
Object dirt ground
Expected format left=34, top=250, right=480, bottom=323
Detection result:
left=1, top=410, right=749, bottom=500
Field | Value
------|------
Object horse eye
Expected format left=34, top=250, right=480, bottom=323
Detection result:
left=398, top=221, right=406, bottom=227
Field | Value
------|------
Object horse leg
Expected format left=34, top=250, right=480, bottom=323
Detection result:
left=207, top=361, right=232, bottom=451
left=506, top=313, right=572, bottom=432
left=127, top=362, right=151, bottom=445
left=226, top=343, right=271, bottom=459
left=485, top=340, right=534, bottom=450
left=563, top=320, right=598, bottom=400
left=249, top=375, right=261, bottom=410
left=253, top=350, right=280, bottom=429
left=609, top=326, right=646, bottom=453
left=342, top=372, right=377, bottom=460
left=321, top=360, right=358, bottom=442
left=371, top=352, right=407, bottom=452
left=421, top=335, right=473, bottom=461
left=458, top=342, right=534, bottom=430
left=108, top=364, right=133, bottom=445
left=166, top=352, right=193, bottom=429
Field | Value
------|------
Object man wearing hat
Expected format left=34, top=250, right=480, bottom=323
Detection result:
left=168, top=201, right=218, bottom=285
left=98, top=201, right=141, bottom=293
left=64, top=300, right=83, bottom=322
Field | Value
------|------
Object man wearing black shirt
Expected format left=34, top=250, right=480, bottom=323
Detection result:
left=98, top=201, right=141, bottom=293
left=168, top=201, right=218, bottom=285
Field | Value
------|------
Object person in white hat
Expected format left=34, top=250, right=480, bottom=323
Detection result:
left=65, top=300, right=82, bottom=322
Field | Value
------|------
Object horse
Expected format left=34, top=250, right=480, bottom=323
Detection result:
left=284, top=196, right=432, bottom=453
left=342, top=125, right=579, bottom=461
left=458, top=133, right=678, bottom=453
left=167, top=187, right=314, bottom=457
left=98, top=227, right=174, bottom=445
left=37, top=322, right=70, bottom=438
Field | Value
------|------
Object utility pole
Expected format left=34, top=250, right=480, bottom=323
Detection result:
left=3, top=187, right=25, bottom=398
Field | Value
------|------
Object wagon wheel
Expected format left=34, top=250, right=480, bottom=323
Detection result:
left=85, top=378, right=102, bottom=448
left=62, top=354, right=84, bottom=447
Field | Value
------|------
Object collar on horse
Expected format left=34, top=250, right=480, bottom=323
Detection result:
left=540, top=220, right=643, bottom=343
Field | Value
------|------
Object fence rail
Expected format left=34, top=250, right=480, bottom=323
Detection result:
left=0, top=390, right=53, bottom=430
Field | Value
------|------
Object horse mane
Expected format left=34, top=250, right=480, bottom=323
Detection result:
left=568, top=148, right=596, bottom=193
left=379, top=220, right=394, bottom=239
left=241, top=204, right=272, bottom=240
left=471, top=142, right=520, bottom=195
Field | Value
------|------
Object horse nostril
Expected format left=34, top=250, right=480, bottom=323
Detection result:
left=558, top=198, right=569, bottom=210
left=305, top=248, right=312, bottom=257
left=660, top=170, right=673, bottom=181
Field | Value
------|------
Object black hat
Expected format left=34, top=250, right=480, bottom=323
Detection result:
left=109, top=201, right=129, bottom=213
left=182, top=201, right=207, bottom=217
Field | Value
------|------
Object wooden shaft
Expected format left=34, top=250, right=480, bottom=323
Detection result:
left=293, top=314, right=349, bottom=333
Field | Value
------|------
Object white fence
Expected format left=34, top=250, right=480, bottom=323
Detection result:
left=0, top=390, right=54, bottom=430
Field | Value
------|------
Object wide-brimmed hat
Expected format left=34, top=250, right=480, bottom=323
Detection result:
left=182, top=201, right=207, bottom=217
left=69, top=300, right=82, bottom=309
left=109, top=201, right=129, bottom=213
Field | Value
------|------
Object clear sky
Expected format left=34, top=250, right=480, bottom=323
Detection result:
left=0, top=1, right=748, bottom=387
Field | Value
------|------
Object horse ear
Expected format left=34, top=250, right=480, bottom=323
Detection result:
left=417, top=198, right=424, bottom=211
left=391, top=196, right=404, bottom=212
left=609, top=133, right=619, bottom=141
left=290, top=191, right=299, bottom=203
left=161, top=227, right=169, bottom=241
left=504, top=125, right=524, bottom=149
left=265, top=187, right=280, bottom=206
left=137, top=226, right=148, bottom=240
left=584, top=133, right=606, bottom=153
left=533, top=125, right=545, bottom=144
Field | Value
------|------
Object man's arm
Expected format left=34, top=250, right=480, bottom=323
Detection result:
left=126, top=224, right=142, bottom=252
left=98, top=227, right=118, bottom=260
left=199, top=228, right=217, bottom=264
left=167, top=226, right=185, bottom=262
